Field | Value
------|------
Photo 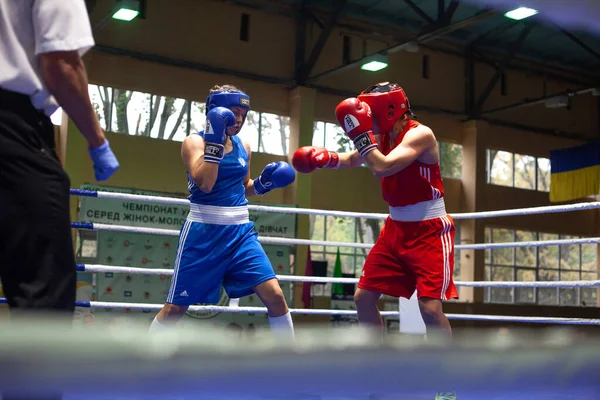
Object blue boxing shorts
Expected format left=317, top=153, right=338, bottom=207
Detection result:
left=166, top=204, right=276, bottom=306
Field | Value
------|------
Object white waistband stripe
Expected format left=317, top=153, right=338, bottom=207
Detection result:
left=187, top=203, right=249, bottom=225
left=389, top=198, right=447, bottom=222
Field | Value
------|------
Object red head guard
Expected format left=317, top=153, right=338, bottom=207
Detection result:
left=357, top=82, right=414, bottom=135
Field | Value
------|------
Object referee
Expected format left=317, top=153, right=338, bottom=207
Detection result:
left=0, top=0, right=119, bottom=319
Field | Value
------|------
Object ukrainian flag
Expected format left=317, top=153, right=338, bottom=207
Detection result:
left=550, top=141, right=600, bottom=202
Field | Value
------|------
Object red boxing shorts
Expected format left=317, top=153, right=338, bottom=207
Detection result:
left=358, top=215, right=458, bottom=300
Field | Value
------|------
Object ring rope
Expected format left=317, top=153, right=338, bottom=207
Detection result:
left=2, top=298, right=592, bottom=325
left=70, top=189, right=600, bottom=220
left=77, top=264, right=600, bottom=288
left=72, top=222, right=600, bottom=250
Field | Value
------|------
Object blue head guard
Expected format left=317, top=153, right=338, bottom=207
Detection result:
left=205, top=89, right=251, bottom=134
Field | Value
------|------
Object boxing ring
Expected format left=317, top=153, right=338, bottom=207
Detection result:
left=1, top=188, right=599, bottom=399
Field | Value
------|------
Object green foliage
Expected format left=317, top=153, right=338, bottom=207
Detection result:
left=335, top=130, right=352, bottom=153
left=310, top=216, right=383, bottom=276
left=438, top=142, right=462, bottom=179
left=488, top=150, right=551, bottom=191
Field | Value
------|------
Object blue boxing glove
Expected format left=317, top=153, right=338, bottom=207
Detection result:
left=89, top=140, right=119, bottom=181
left=254, top=161, right=296, bottom=195
left=203, top=106, right=236, bottom=163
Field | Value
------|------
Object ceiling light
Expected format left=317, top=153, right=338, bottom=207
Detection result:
left=504, top=7, right=538, bottom=20
left=361, top=54, right=388, bottom=72
left=112, top=0, right=140, bottom=21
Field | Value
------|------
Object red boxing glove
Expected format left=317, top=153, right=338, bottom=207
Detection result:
left=292, top=146, right=340, bottom=174
left=335, top=98, right=377, bottom=157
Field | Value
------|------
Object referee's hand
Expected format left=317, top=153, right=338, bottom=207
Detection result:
left=39, top=50, right=121, bottom=181
left=89, top=140, right=119, bottom=181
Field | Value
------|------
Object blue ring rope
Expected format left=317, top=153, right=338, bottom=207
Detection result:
left=0, top=298, right=92, bottom=308
left=72, top=222, right=94, bottom=230
left=69, top=189, right=98, bottom=198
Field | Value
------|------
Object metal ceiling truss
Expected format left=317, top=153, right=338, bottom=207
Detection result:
left=472, top=35, right=600, bottom=83
left=441, top=1, right=459, bottom=24
left=215, top=0, right=597, bottom=86
left=470, top=25, right=533, bottom=117
left=305, top=7, right=496, bottom=82
left=469, top=47, right=497, bottom=68
left=330, top=18, right=595, bottom=86
left=294, top=1, right=308, bottom=83
left=480, top=87, right=598, bottom=116
left=437, top=0, right=445, bottom=21
left=463, top=12, right=600, bottom=77
left=307, top=11, right=325, bottom=29
left=467, top=20, right=520, bottom=48
left=557, top=27, right=600, bottom=65
left=297, top=0, right=348, bottom=84
left=402, top=0, right=435, bottom=25
left=364, top=0, right=386, bottom=14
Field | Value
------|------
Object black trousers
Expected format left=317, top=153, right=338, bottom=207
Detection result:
left=0, top=89, right=76, bottom=313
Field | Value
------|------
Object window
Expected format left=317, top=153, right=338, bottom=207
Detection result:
left=313, top=121, right=354, bottom=153
left=258, top=113, right=290, bottom=156
left=238, top=110, right=260, bottom=152
left=310, top=216, right=383, bottom=294
left=89, top=84, right=113, bottom=131
left=90, top=86, right=191, bottom=142
left=484, top=227, right=598, bottom=306
left=536, top=158, right=551, bottom=192
left=438, top=141, right=462, bottom=179
left=189, top=101, right=207, bottom=138
left=488, top=150, right=513, bottom=187
left=514, top=154, right=536, bottom=190
left=87, top=84, right=290, bottom=154
left=144, top=96, right=190, bottom=141
left=487, top=149, right=550, bottom=192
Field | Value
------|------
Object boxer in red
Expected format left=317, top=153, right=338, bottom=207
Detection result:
left=293, top=82, right=457, bottom=336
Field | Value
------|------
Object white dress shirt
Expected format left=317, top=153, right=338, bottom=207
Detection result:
left=0, top=0, right=95, bottom=116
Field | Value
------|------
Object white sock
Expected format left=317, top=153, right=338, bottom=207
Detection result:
left=268, top=312, right=295, bottom=342
left=149, top=316, right=171, bottom=332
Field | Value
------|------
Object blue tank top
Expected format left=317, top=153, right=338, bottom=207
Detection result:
left=187, top=133, right=249, bottom=207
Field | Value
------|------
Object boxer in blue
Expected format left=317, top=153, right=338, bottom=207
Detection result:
left=150, top=84, right=296, bottom=341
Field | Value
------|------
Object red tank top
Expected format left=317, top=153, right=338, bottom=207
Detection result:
left=380, top=120, right=444, bottom=207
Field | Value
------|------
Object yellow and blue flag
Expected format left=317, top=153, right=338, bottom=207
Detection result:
left=550, top=141, right=600, bottom=202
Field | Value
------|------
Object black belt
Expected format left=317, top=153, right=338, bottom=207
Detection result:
left=0, top=88, right=50, bottom=123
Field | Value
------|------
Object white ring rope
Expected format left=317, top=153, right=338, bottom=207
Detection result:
left=79, top=301, right=600, bottom=325
left=86, top=223, right=600, bottom=250
left=86, top=301, right=398, bottom=316
left=74, top=189, right=600, bottom=220
left=70, top=191, right=600, bottom=329
left=81, top=264, right=600, bottom=288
